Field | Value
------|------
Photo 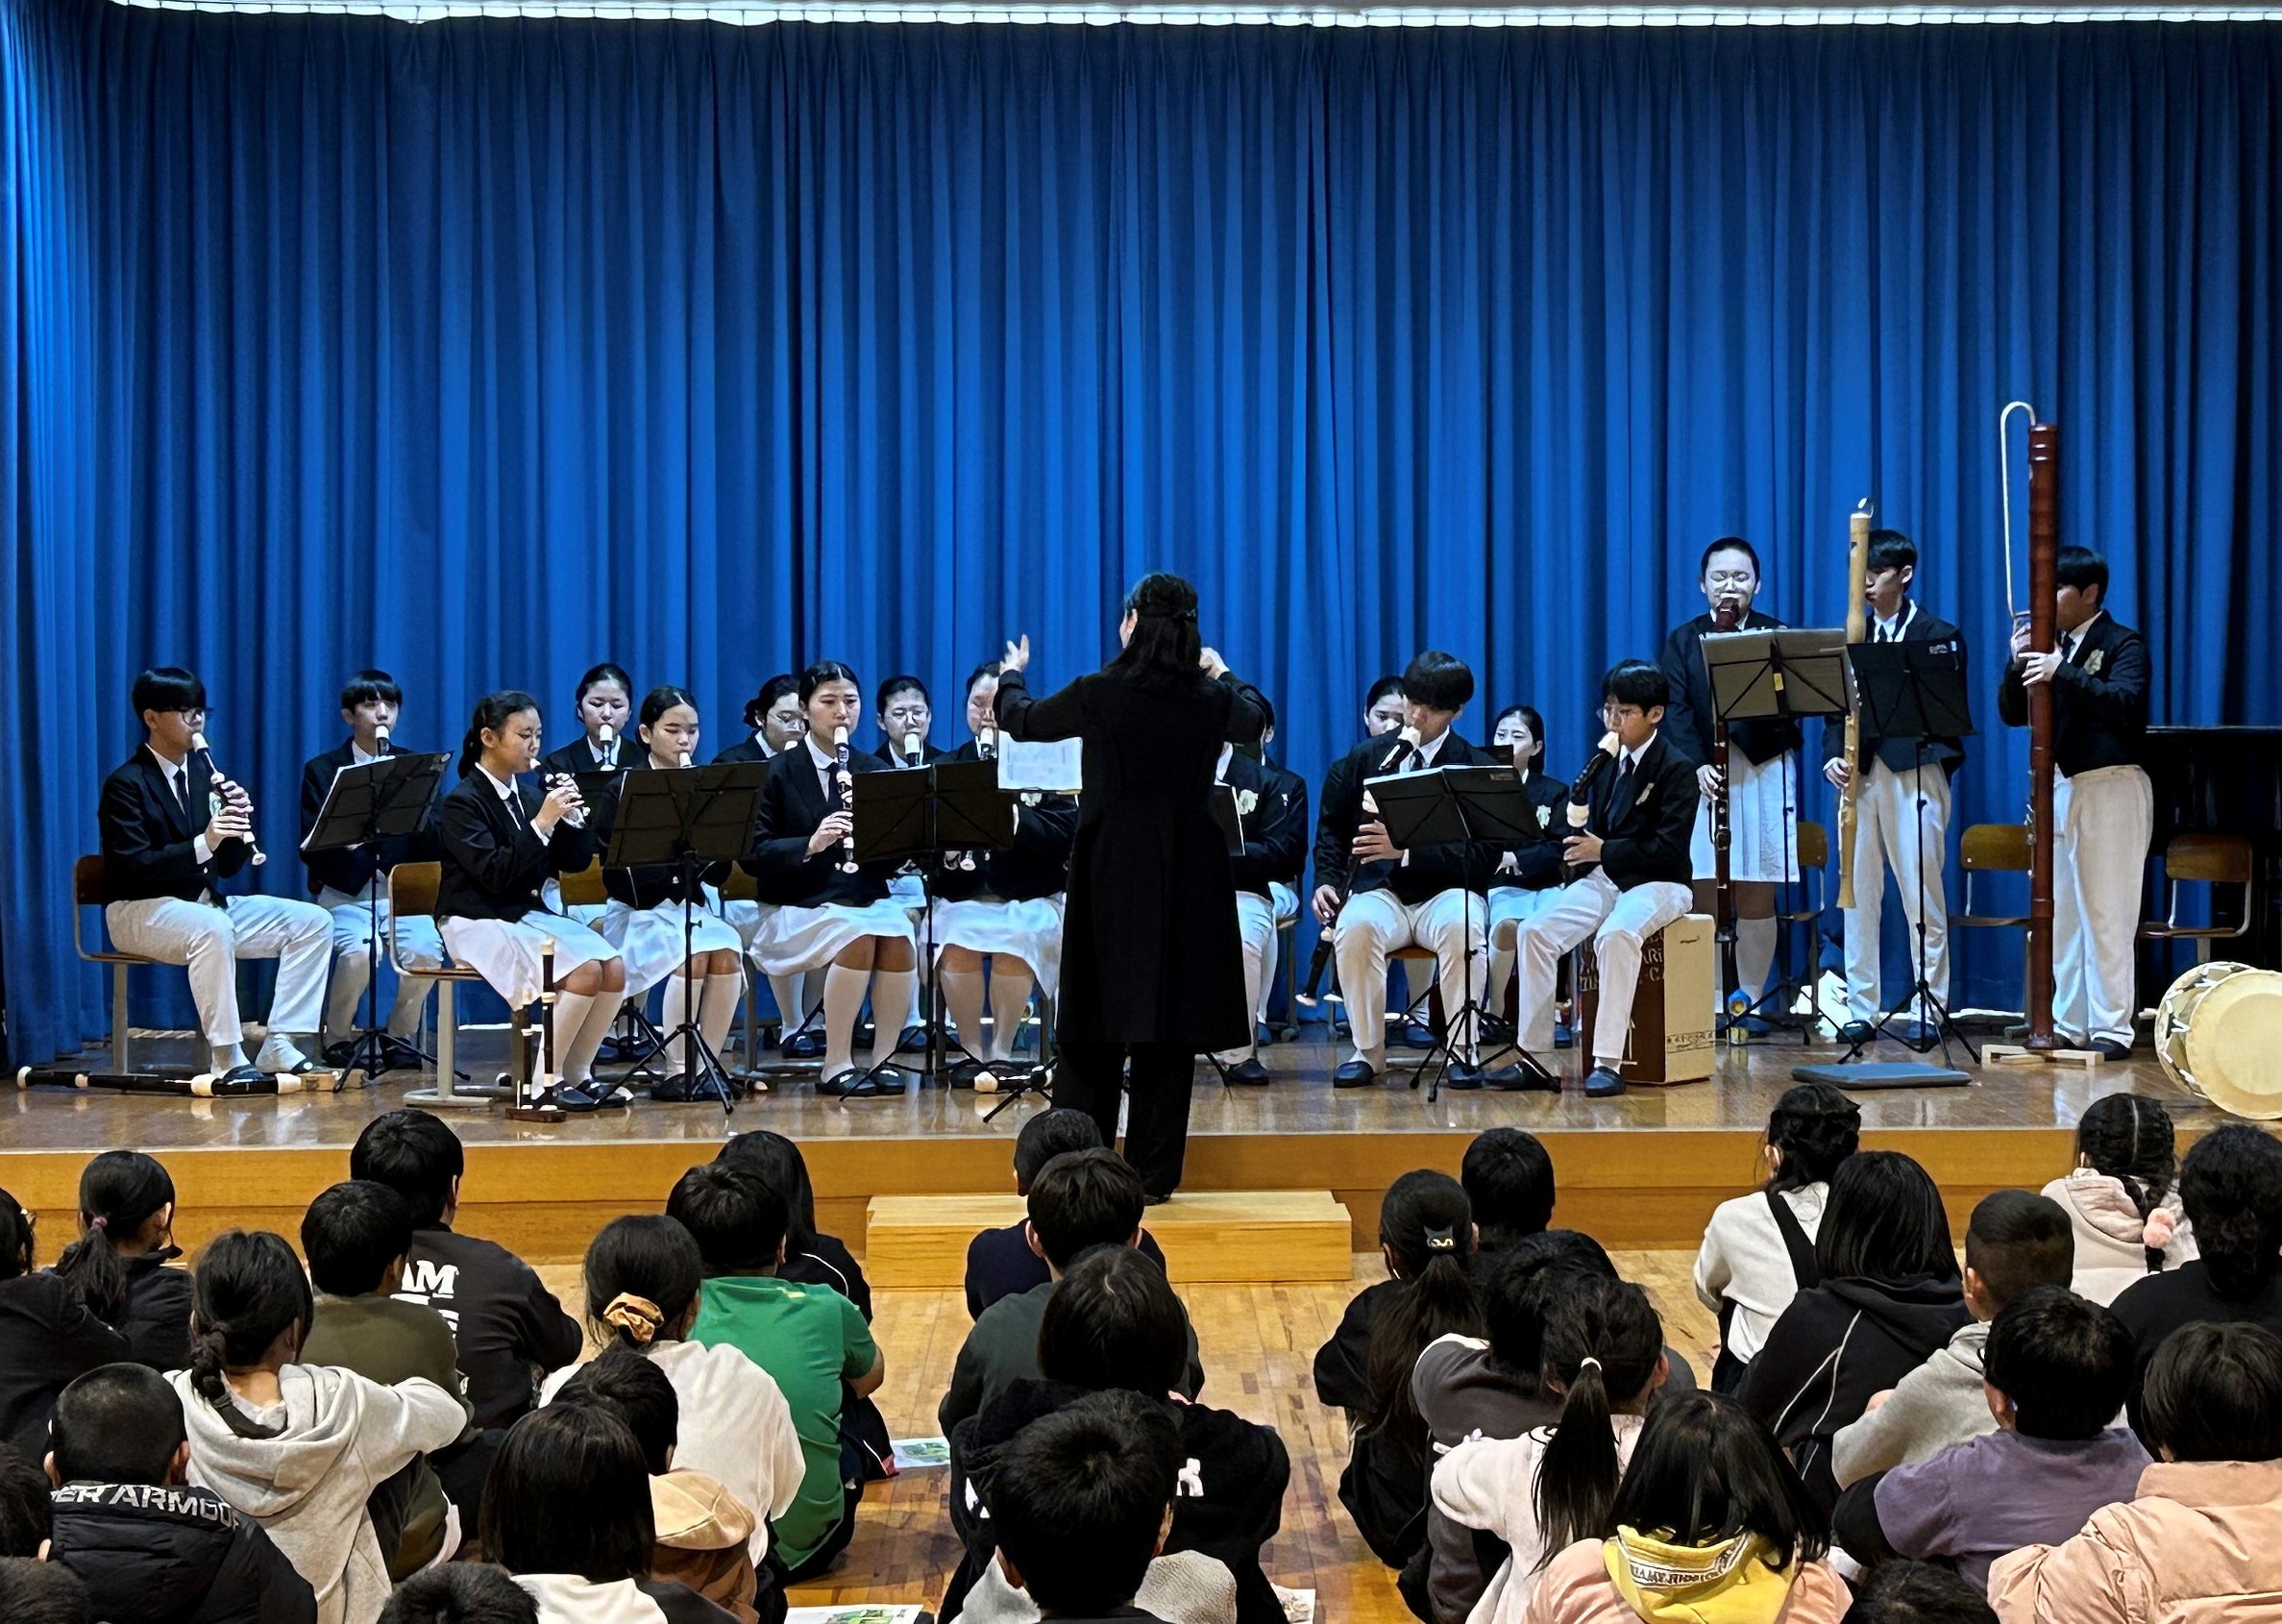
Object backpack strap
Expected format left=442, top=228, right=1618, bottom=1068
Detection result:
left=1764, top=1188, right=1822, bottom=1290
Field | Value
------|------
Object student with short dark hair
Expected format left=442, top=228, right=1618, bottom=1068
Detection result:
left=44, top=1362, right=317, bottom=1624
left=942, top=1150, right=1200, bottom=1436
left=98, top=666, right=336, bottom=1087
left=296, top=1180, right=474, bottom=1577
left=378, top=1565, right=540, bottom=1624
left=1850, top=1286, right=2147, bottom=1590
left=979, top=1390, right=1186, bottom=1624
left=964, top=1112, right=1169, bottom=1319
left=1432, top=1278, right=1669, bottom=1624
left=300, top=669, right=447, bottom=1064
left=538, top=1217, right=801, bottom=1574
left=670, top=1163, right=881, bottom=1582
left=0, top=1559, right=90, bottom=1624
left=1990, top=1320, right=2282, bottom=1620
left=2041, top=1093, right=2196, bottom=1306
left=166, top=1230, right=463, bottom=1624
left=482, top=1406, right=737, bottom=1624
left=51, top=1151, right=194, bottom=1372
left=1694, top=1083, right=1860, bottom=1391
left=1312, top=1171, right=1479, bottom=1567
left=1844, top=1561, right=1998, bottom=1624
left=1462, top=1128, right=1557, bottom=1251
left=350, top=1111, right=582, bottom=1430
left=0, top=1188, right=131, bottom=1461
left=1998, top=545, right=2152, bottom=1057
left=0, top=1443, right=51, bottom=1556
left=1831, top=1189, right=2073, bottom=1488
left=1738, top=1152, right=1969, bottom=1517
left=1521, top=1392, right=1844, bottom=1624
left=1514, top=661, right=1700, bottom=1098
left=554, top=1348, right=767, bottom=1624
left=946, top=1249, right=1288, bottom=1624
left=2110, top=1124, right=2282, bottom=1387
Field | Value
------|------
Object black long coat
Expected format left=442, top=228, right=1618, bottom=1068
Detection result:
left=994, top=664, right=1264, bottom=1047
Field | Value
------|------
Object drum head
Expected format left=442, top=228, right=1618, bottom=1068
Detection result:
left=2172, top=965, right=2282, bottom=1120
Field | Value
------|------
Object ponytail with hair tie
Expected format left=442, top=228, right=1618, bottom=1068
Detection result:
left=1424, top=1224, right=1458, bottom=1253
left=602, top=1292, right=667, bottom=1345
left=1531, top=1277, right=1663, bottom=1568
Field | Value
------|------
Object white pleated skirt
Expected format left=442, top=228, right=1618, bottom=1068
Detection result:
left=929, top=896, right=1066, bottom=997
left=439, top=914, right=621, bottom=1007
left=748, top=898, right=918, bottom=977
left=1689, top=749, right=1803, bottom=883
left=601, top=898, right=747, bottom=997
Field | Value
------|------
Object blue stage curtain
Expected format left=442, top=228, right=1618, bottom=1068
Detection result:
left=4, top=3, right=2278, bottom=1063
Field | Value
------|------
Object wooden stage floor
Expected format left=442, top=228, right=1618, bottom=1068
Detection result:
left=2, top=1027, right=2206, bottom=1259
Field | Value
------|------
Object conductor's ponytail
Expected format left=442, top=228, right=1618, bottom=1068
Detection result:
left=459, top=690, right=541, bottom=780
left=185, top=1230, right=311, bottom=1410
left=1530, top=1275, right=1664, bottom=1565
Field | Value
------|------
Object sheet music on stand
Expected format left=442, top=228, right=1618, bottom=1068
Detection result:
left=997, top=737, right=1082, bottom=795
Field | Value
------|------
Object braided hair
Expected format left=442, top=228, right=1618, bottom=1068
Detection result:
left=185, top=1231, right=311, bottom=1408
left=2076, top=1093, right=2178, bottom=1273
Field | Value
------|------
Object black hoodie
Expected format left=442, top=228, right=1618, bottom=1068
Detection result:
left=944, top=1377, right=1289, bottom=1624
left=49, top=1480, right=317, bottom=1624
left=1738, top=1273, right=1970, bottom=1517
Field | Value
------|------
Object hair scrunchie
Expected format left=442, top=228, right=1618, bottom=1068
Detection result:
left=1577, top=1355, right=1604, bottom=1374
left=1423, top=1224, right=1458, bottom=1253
left=602, top=1292, right=666, bottom=1345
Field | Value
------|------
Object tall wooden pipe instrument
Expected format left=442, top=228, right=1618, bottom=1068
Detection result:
left=1836, top=502, right=1873, bottom=909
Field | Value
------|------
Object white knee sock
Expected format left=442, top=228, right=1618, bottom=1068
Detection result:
left=1738, top=916, right=1778, bottom=1003
left=872, top=968, right=918, bottom=1056
left=986, top=967, right=1034, bottom=1062
left=560, top=988, right=622, bottom=1086
left=941, top=969, right=988, bottom=1061
left=547, top=990, right=593, bottom=1085
left=821, top=966, right=871, bottom=1077
left=699, top=972, right=743, bottom=1063
left=661, top=974, right=699, bottom=1074
left=769, top=973, right=810, bottom=1036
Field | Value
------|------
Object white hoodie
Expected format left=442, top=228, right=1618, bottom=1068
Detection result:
left=2040, top=1169, right=2197, bottom=1307
left=516, top=1573, right=736, bottom=1623
left=166, top=1364, right=464, bottom=1624
left=1434, top=1415, right=1649, bottom=1624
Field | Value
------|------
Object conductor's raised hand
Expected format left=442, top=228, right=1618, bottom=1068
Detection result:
left=1198, top=647, right=1229, bottom=679
left=808, top=810, right=855, bottom=857
left=1000, top=635, right=1032, bottom=675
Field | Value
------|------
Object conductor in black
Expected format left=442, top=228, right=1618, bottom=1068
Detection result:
left=994, top=573, right=1269, bottom=1201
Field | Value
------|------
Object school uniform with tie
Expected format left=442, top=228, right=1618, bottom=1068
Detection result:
left=99, top=746, right=334, bottom=1064
left=299, top=738, right=448, bottom=1046
left=1660, top=611, right=1804, bottom=884
left=1214, top=748, right=1309, bottom=1064
left=1322, top=729, right=1503, bottom=1073
left=538, top=732, right=630, bottom=927
left=741, top=736, right=920, bottom=977
left=1515, top=732, right=1700, bottom=1067
left=1823, top=603, right=1967, bottom=1025
left=434, top=766, right=618, bottom=1008
left=928, top=738, right=1077, bottom=1000
left=1999, top=610, right=2153, bottom=1048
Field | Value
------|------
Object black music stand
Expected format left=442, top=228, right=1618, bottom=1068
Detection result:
left=1839, top=636, right=1977, bottom=1069
left=1702, top=627, right=1850, bottom=1041
left=849, top=760, right=1018, bottom=1095
left=1369, top=764, right=1539, bottom=1102
left=301, top=751, right=451, bottom=1089
left=1198, top=784, right=1257, bottom=1092
left=603, top=761, right=771, bottom=1111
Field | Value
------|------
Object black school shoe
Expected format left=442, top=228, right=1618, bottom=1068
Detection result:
left=1502, top=1053, right=1562, bottom=1093
left=819, top=1068, right=908, bottom=1098
left=1332, top=1060, right=1377, bottom=1089
left=780, top=1030, right=827, bottom=1061
left=1225, top=1058, right=1272, bottom=1086
left=1583, top=1066, right=1627, bottom=1099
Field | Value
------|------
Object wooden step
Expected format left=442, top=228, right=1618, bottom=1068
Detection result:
left=864, top=1189, right=1354, bottom=1290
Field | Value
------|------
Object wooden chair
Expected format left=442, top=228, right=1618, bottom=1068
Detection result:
left=72, top=855, right=161, bottom=1073
left=2139, top=832, right=2255, bottom=961
left=1953, top=824, right=2034, bottom=931
left=556, top=858, right=608, bottom=911
left=1784, top=821, right=1831, bottom=924
left=388, top=862, right=515, bottom=1108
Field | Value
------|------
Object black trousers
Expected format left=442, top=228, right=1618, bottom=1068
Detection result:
left=1054, top=1041, right=1195, bottom=1197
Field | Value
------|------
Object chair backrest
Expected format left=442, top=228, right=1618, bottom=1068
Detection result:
left=2165, top=831, right=2253, bottom=885
left=391, top=861, right=443, bottom=920
left=1961, top=823, right=2032, bottom=873
left=1796, top=821, right=1829, bottom=871
left=721, top=868, right=757, bottom=903
left=74, top=854, right=105, bottom=907
left=557, top=859, right=607, bottom=909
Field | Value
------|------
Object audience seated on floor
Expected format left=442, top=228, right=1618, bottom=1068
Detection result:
left=44, top=1361, right=318, bottom=1624
left=966, top=1110, right=1168, bottom=1319
left=2038, top=1095, right=2196, bottom=1307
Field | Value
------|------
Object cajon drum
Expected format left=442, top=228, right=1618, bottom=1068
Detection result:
left=1575, top=913, right=1716, bottom=1085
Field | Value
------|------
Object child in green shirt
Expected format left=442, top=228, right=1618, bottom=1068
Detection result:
left=671, top=1162, right=884, bottom=1579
